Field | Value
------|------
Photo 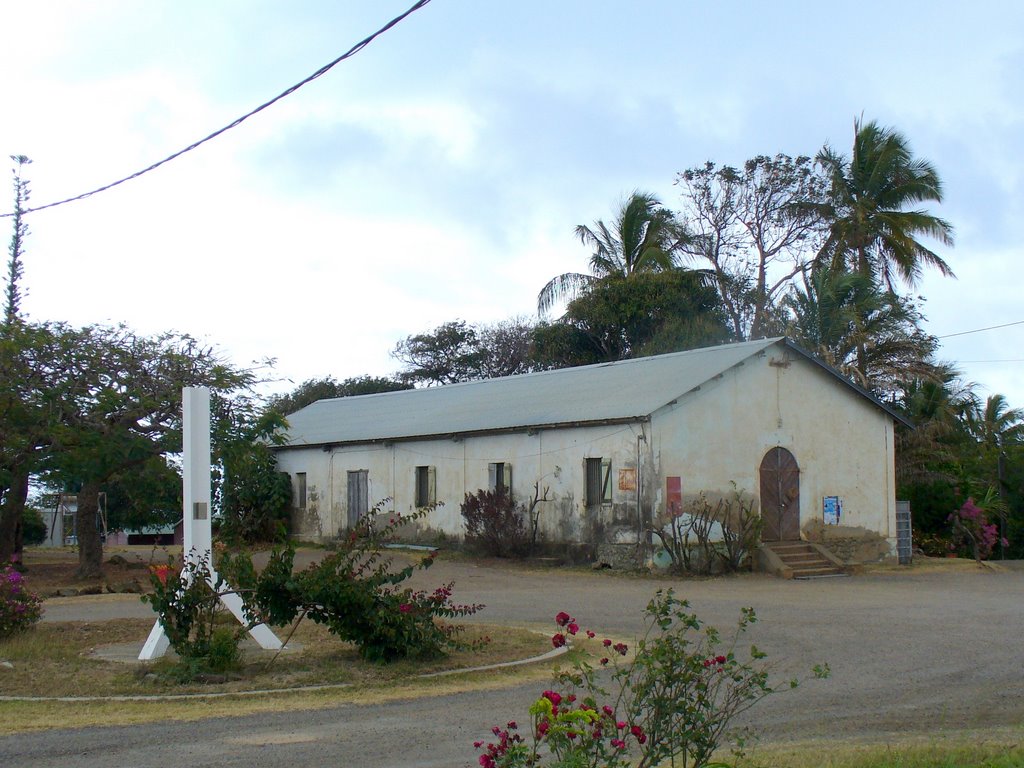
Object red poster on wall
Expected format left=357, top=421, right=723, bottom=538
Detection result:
left=666, top=476, right=682, bottom=517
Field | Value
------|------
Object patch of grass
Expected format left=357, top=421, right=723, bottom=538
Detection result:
left=0, top=618, right=551, bottom=700
left=745, top=730, right=1024, bottom=768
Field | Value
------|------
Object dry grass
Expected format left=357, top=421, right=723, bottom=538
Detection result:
left=0, top=618, right=550, bottom=700
left=744, top=728, right=1024, bottom=767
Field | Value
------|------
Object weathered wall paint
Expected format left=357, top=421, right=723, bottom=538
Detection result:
left=275, top=422, right=652, bottom=546
left=649, top=350, right=896, bottom=556
left=274, top=342, right=898, bottom=559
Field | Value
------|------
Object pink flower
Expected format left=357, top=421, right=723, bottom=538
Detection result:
left=552, top=633, right=566, bottom=648
left=399, top=603, right=412, bottom=613
left=617, top=721, right=627, bottom=730
left=555, top=611, right=572, bottom=627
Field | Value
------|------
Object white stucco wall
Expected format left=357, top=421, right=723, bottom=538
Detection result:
left=650, top=348, right=897, bottom=553
left=274, top=421, right=650, bottom=544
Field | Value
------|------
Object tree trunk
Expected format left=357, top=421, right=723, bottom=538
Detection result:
left=76, top=481, right=105, bottom=579
left=0, top=463, right=29, bottom=566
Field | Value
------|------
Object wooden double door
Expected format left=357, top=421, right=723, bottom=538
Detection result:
left=759, top=447, right=800, bottom=541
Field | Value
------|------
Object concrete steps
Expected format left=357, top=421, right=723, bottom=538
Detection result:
left=760, top=540, right=849, bottom=579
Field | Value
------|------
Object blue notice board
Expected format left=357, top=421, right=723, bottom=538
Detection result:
left=823, top=496, right=842, bottom=525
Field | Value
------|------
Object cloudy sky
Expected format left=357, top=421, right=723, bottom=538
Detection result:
left=2, top=1, right=1022, bottom=405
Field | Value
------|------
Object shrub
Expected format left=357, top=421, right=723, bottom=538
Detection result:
left=140, top=553, right=244, bottom=673
left=462, top=488, right=529, bottom=558
left=475, top=590, right=828, bottom=768
left=949, top=497, right=1004, bottom=561
left=221, top=501, right=484, bottom=663
left=651, top=486, right=760, bottom=575
left=0, top=560, right=44, bottom=639
left=21, top=507, right=48, bottom=546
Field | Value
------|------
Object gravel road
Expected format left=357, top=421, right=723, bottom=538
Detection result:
left=5, top=558, right=1023, bottom=767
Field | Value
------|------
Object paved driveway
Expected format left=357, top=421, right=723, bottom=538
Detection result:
left=7, top=558, right=1024, bottom=767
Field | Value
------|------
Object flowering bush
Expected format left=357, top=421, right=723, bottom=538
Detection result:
left=140, top=552, right=243, bottom=672
left=475, top=590, right=828, bottom=768
left=221, top=500, right=484, bottom=663
left=949, top=498, right=1005, bottom=561
left=0, top=561, right=43, bottom=639
left=461, top=488, right=530, bottom=558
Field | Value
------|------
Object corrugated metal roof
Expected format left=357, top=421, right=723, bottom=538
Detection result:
left=280, top=337, right=784, bottom=448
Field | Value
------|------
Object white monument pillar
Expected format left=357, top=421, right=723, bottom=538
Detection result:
left=139, top=387, right=282, bottom=660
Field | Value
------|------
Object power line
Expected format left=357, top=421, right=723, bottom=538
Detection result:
left=937, top=319, right=1024, bottom=339
left=2, top=0, right=432, bottom=218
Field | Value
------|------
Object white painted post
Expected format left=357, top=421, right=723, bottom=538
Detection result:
left=139, top=387, right=282, bottom=661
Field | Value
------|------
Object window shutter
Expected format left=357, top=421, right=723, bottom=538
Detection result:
left=427, top=466, right=437, bottom=505
left=488, top=463, right=497, bottom=491
left=601, top=459, right=612, bottom=504
left=503, top=463, right=512, bottom=495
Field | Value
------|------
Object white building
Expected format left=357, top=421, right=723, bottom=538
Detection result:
left=274, top=338, right=910, bottom=564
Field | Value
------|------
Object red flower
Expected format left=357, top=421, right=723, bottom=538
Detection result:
left=586, top=630, right=596, bottom=639
left=611, top=738, right=626, bottom=749
left=479, top=756, right=495, bottom=768
left=602, top=705, right=614, bottom=717
left=537, top=721, right=550, bottom=736
left=552, top=633, right=567, bottom=648
left=613, top=642, right=628, bottom=655
left=602, top=638, right=612, bottom=647
left=399, top=603, right=412, bottom=613
left=617, top=721, right=627, bottom=730
left=543, top=690, right=562, bottom=706
left=599, top=657, right=609, bottom=665
left=567, top=622, right=579, bottom=636
left=715, top=655, right=727, bottom=664
left=630, top=725, right=645, bottom=741
left=555, top=611, right=572, bottom=627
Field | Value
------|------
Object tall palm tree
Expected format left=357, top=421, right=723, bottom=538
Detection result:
left=537, top=191, right=683, bottom=317
left=816, top=119, right=955, bottom=290
left=784, top=264, right=941, bottom=394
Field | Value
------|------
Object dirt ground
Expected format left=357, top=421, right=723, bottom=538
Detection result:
left=5, top=547, right=1024, bottom=767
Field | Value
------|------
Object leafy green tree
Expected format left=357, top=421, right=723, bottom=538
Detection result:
left=815, top=118, right=955, bottom=290
left=0, top=322, right=84, bottom=562
left=213, top=393, right=291, bottom=544
left=676, top=155, right=827, bottom=339
left=269, top=374, right=411, bottom=416
left=783, top=264, right=941, bottom=395
left=533, top=271, right=730, bottom=367
left=392, top=317, right=542, bottom=385
left=392, top=320, right=485, bottom=385
left=537, top=191, right=683, bottom=317
left=41, top=326, right=255, bottom=577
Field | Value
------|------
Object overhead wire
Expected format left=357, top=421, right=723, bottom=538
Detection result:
left=937, top=319, right=1024, bottom=339
left=1, top=0, right=432, bottom=218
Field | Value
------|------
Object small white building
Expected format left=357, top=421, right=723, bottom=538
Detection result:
left=274, top=338, right=910, bottom=563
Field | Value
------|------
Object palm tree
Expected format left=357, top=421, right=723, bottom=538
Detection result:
left=816, top=119, right=955, bottom=290
left=537, top=191, right=683, bottom=317
left=784, top=263, right=941, bottom=394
